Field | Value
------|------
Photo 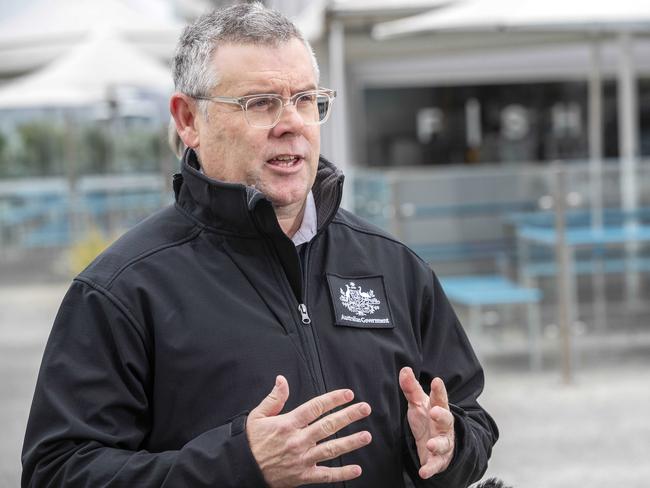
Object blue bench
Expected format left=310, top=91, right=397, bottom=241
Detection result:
left=441, top=275, right=542, bottom=305
left=440, top=275, right=543, bottom=370
left=524, top=257, right=650, bottom=277
left=411, top=240, right=511, bottom=264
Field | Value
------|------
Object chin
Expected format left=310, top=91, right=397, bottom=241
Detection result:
left=259, top=178, right=311, bottom=206
left=267, top=194, right=306, bottom=209
left=264, top=188, right=309, bottom=209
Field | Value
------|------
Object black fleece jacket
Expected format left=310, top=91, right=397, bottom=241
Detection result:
left=22, top=149, right=498, bottom=487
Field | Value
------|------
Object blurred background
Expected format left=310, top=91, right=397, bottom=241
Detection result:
left=1, top=0, right=649, bottom=487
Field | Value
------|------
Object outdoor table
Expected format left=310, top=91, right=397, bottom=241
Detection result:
left=516, top=223, right=650, bottom=378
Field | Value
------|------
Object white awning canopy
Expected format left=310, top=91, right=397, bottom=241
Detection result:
left=373, top=0, right=650, bottom=39
left=0, top=0, right=181, bottom=76
left=0, top=28, right=172, bottom=109
left=293, top=0, right=458, bottom=42
left=330, top=0, right=456, bottom=16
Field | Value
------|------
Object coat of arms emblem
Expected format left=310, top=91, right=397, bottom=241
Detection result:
left=339, top=282, right=380, bottom=316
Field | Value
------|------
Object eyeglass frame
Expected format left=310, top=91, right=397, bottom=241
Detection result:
left=190, top=88, right=336, bottom=129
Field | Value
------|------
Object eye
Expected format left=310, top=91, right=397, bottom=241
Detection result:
left=247, top=97, right=275, bottom=111
left=296, top=93, right=317, bottom=105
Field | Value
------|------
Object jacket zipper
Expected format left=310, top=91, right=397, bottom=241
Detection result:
left=300, top=239, right=346, bottom=480
left=297, top=177, right=342, bottom=332
left=297, top=178, right=344, bottom=396
left=298, top=303, right=311, bottom=324
left=250, top=177, right=342, bottom=399
left=257, top=228, right=326, bottom=395
left=297, top=239, right=327, bottom=395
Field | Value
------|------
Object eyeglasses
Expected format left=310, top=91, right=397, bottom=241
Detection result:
left=191, top=88, right=336, bottom=129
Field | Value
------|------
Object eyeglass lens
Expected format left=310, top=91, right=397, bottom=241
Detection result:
left=244, top=93, right=331, bottom=127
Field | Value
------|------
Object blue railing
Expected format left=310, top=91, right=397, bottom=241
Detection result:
left=0, top=175, right=171, bottom=249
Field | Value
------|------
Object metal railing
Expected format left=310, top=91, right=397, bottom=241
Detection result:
left=0, top=173, right=171, bottom=253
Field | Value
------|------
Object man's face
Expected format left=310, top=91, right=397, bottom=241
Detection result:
left=193, top=38, right=320, bottom=211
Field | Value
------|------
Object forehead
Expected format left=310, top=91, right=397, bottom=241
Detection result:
left=211, top=38, right=316, bottom=93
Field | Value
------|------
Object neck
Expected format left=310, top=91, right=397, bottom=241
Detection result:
left=275, top=200, right=306, bottom=238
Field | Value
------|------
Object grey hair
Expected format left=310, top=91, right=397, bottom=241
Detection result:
left=172, top=2, right=320, bottom=108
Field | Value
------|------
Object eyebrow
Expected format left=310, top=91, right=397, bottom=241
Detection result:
left=239, top=84, right=318, bottom=97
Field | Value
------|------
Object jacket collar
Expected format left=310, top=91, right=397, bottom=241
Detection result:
left=173, top=148, right=344, bottom=236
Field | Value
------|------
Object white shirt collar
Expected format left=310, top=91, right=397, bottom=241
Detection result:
left=291, top=191, right=317, bottom=247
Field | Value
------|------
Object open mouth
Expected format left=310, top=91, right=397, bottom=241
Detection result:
left=266, top=155, right=302, bottom=168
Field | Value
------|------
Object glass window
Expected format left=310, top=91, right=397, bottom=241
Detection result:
left=362, top=79, right=650, bottom=167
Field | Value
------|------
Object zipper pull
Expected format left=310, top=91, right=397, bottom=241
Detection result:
left=298, top=303, right=312, bottom=325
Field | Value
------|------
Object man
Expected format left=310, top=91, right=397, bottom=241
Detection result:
left=22, top=3, right=498, bottom=487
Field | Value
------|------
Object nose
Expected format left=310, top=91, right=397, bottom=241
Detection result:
left=270, top=99, right=305, bottom=136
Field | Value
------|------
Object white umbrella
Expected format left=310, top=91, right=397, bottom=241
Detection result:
left=0, top=27, right=174, bottom=244
left=0, top=0, right=181, bottom=76
left=0, top=28, right=172, bottom=109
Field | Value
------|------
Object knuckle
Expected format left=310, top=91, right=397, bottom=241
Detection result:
left=345, top=408, right=357, bottom=424
left=298, top=469, right=311, bottom=485
left=321, top=418, right=336, bottom=436
left=432, top=405, right=445, bottom=415
left=286, top=436, right=302, bottom=453
left=319, top=469, right=334, bottom=483
left=310, top=398, right=325, bottom=419
left=276, top=419, right=291, bottom=435
left=324, top=441, right=338, bottom=460
left=433, top=440, right=444, bottom=454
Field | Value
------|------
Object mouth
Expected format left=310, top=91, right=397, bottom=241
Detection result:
left=266, top=154, right=304, bottom=169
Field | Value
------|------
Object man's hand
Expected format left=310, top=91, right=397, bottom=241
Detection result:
left=246, top=375, right=372, bottom=488
left=399, top=367, right=455, bottom=479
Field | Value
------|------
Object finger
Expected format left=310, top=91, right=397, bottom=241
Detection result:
left=418, top=457, right=448, bottom=480
left=399, top=367, right=427, bottom=406
left=250, top=375, right=289, bottom=419
left=429, top=406, right=454, bottom=432
left=304, top=401, right=371, bottom=443
left=290, top=388, right=355, bottom=427
left=305, top=464, right=363, bottom=484
left=305, top=431, right=372, bottom=464
left=426, top=435, right=453, bottom=456
left=429, top=377, right=449, bottom=410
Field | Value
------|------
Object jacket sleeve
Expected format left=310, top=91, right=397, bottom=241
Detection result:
left=21, top=280, right=268, bottom=488
left=403, top=271, right=499, bottom=488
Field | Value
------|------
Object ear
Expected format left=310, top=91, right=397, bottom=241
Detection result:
left=170, top=92, right=201, bottom=149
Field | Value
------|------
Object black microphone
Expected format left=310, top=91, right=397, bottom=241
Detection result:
left=475, top=478, right=512, bottom=488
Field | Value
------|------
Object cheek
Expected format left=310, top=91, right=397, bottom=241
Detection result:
left=306, top=127, right=320, bottom=150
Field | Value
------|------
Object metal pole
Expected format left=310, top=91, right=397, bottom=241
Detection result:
left=387, top=172, right=402, bottom=240
left=617, top=31, right=639, bottom=214
left=617, top=31, right=640, bottom=305
left=63, top=111, right=79, bottom=246
left=588, top=40, right=604, bottom=228
left=553, top=162, right=574, bottom=384
left=328, top=19, right=351, bottom=209
left=588, top=40, right=607, bottom=331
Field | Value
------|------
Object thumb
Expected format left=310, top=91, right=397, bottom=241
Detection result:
left=250, top=375, right=289, bottom=419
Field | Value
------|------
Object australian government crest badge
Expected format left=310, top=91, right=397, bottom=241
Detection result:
left=326, top=274, right=393, bottom=328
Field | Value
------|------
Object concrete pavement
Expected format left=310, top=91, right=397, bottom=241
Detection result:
left=1, top=281, right=649, bottom=488
left=0, top=283, right=68, bottom=488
